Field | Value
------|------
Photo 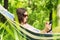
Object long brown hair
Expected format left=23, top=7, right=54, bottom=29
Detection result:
left=16, top=8, right=27, bottom=23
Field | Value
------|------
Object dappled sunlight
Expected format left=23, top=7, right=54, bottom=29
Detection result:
left=0, top=0, right=60, bottom=40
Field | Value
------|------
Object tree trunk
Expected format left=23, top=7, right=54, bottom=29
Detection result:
left=4, top=0, right=8, bottom=9
left=57, top=5, right=60, bottom=26
left=57, top=0, right=60, bottom=27
left=1, top=0, right=8, bottom=23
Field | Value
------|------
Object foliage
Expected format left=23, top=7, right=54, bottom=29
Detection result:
left=0, top=0, right=59, bottom=40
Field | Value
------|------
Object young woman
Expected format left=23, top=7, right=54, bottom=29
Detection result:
left=16, top=8, right=52, bottom=34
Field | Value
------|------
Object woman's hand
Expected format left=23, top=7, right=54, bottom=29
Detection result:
left=41, top=22, right=51, bottom=34
left=45, top=22, right=51, bottom=32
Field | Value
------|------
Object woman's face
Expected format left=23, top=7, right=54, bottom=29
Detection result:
left=23, top=12, right=28, bottom=24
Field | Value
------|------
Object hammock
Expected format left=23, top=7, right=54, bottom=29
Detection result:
left=0, top=5, right=60, bottom=40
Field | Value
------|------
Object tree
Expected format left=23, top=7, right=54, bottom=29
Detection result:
left=57, top=0, right=60, bottom=27
left=4, top=0, right=8, bottom=9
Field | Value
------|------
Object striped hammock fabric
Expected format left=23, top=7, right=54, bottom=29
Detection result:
left=0, top=4, right=60, bottom=40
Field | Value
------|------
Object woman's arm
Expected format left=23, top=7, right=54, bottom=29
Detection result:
left=40, top=22, right=51, bottom=34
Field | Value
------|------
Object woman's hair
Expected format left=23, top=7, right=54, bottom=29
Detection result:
left=16, top=8, right=27, bottom=23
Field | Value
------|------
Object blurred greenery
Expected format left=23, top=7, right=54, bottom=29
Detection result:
left=0, top=0, right=60, bottom=40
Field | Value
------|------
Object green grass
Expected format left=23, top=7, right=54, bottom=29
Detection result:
left=0, top=19, right=27, bottom=40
